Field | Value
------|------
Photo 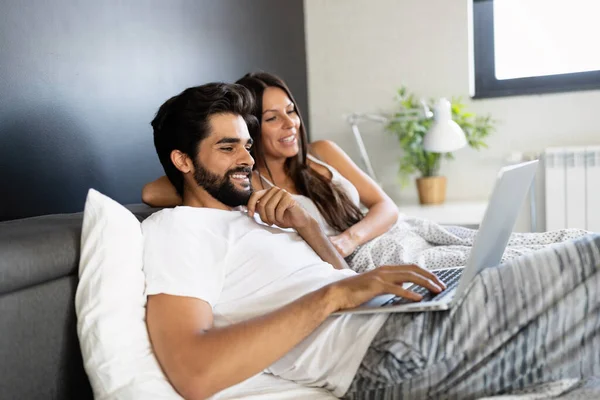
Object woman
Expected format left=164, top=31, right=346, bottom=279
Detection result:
left=143, top=72, right=588, bottom=273
left=142, top=72, right=400, bottom=260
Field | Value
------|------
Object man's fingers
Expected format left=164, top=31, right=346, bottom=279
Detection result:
left=414, top=267, right=446, bottom=290
left=400, top=272, right=442, bottom=293
left=403, top=264, right=443, bottom=284
left=382, top=264, right=446, bottom=289
left=381, top=270, right=443, bottom=293
left=382, top=283, right=423, bottom=302
left=254, top=188, right=278, bottom=222
left=262, top=189, right=285, bottom=225
left=275, top=193, right=294, bottom=223
left=247, top=190, right=269, bottom=217
left=248, top=187, right=298, bottom=226
left=408, top=266, right=446, bottom=290
left=431, top=274, right=446, bottom=290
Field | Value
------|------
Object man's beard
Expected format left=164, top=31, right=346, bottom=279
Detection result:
left=192, top=160, right=253, bottom=207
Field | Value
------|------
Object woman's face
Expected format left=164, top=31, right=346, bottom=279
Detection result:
left=260, top=86, right=301, bottom=162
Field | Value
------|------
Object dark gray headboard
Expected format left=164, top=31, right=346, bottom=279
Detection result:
left=0, top=0, right=308, bottom=221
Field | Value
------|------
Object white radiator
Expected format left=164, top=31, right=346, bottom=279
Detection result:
left=545, top=146, right=600, bottom=231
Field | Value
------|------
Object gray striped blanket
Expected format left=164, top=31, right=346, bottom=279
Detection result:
left=344, top=221, right=600, bottom=399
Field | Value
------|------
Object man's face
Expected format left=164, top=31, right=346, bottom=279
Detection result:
left=192, top=113, right=254, bottom=207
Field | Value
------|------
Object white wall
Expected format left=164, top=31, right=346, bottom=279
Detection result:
left=304, top=0, right=600, bottom=231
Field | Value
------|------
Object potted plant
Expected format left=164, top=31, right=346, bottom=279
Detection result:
left=385, top=87, right=495, bottom=205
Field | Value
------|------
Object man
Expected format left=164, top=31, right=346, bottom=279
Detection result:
left=143, top=83, right=600, bottom=400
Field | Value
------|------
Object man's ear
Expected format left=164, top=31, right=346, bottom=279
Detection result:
left=170, top=150, right=194, bottom=174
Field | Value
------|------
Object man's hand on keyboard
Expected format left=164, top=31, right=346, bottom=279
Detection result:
left=325, top=264, right=447, bottom=312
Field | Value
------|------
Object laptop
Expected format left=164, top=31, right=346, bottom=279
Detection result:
left=335, top=160, right=539, bottom=315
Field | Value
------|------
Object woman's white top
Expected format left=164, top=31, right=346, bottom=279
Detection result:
left=259, top=154, right=360, bottom=236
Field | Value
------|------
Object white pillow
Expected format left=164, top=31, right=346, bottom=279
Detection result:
left=76, top=189, right=182, bottom=399
left=75, top=189, right=337, bottom=400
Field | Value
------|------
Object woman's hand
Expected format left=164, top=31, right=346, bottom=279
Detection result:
left=329, top=232, right=359, bottom=258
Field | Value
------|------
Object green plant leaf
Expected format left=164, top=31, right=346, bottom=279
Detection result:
left=386, top=86, right=496, bottom=184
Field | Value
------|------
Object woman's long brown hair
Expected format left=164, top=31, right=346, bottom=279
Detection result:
left=236, top=72, right=363, bottom=233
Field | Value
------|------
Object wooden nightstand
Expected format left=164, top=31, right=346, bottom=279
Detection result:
left=397, top=200, right=487, bottom=228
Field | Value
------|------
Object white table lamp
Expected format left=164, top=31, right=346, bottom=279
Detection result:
left=422, top=99, right=467, bottom=153
left=347, top=98, right=468, bottom=181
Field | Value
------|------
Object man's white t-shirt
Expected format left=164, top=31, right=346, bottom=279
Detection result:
left=142, top=206, right=388, bottom=397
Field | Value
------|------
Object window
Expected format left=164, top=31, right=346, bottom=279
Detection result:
left=472, top=0, right=600, bottom=98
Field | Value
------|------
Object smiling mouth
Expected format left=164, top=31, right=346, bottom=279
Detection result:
left=279, top=134, right=297, bottom=144
left=229, top=172, right=251, bottom=185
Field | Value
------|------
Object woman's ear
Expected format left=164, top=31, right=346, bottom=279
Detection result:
left=170, top=150, right=194, bottom=174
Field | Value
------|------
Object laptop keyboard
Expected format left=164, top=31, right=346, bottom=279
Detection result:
left=382, top=268, right=463, bottom=307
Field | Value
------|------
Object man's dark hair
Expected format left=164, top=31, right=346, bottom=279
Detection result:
left=151, top=83, right=257, bottom=196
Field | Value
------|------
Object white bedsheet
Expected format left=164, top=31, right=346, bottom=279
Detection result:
left=211, top=373, right=338, bottom=399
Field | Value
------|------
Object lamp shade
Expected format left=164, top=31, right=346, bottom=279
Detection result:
left=422, top=98, right=467, bottom=153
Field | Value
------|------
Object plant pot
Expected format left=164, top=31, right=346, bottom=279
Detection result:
left=416, top=176, right=447, bottom=205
